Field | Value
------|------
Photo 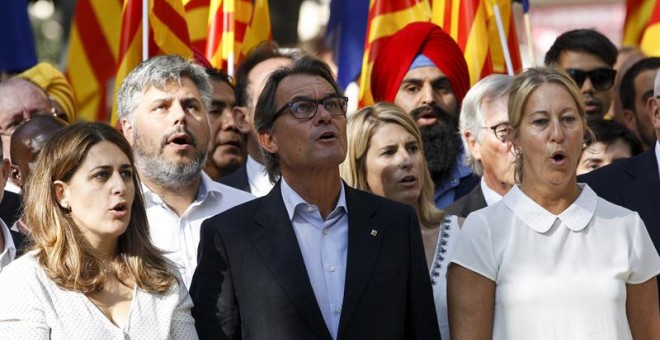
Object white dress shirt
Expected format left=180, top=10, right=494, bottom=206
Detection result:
left=0, top=218, right=16, bottom=273
left=281, top=178, right=348, bottom=340
left=480, top=177, right=504, bottom=207
left=246, top=155, right=275, bottom=197
left=451, top=184, right=660, bottom=340
left=655, top=141, right=660, bottom=180
left=0, top=251, right=198, bottom=339
left=143, top=172, right=254, bottom=288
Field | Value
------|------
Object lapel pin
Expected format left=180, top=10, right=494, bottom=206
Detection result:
left=370, top=229, right=378, bottom=237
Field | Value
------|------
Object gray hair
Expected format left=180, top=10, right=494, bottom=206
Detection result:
left=116, top=54, right=212, bottom=125
left=459, top=74, right=512, bottom=176
left=254, top=55, right=343, bottom=183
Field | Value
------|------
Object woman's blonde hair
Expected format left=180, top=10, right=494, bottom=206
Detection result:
left=341, top=102, right=445, bottom=227
left=23, top=122, right=176, bottom=294
left=508, top=67, right=589, bottom=182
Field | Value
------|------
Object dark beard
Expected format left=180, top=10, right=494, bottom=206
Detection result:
left=410, top=104, right=458, bottom=130
left=420, top=124, right=462, bottom=186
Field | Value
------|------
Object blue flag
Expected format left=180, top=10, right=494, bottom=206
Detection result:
left=0, top=0, right=37, bottom=73
left=325, top=0, right=369, bottom=89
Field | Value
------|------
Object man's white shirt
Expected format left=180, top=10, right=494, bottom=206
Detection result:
left=246, top=155, right=275, bottom=197
left=0, top=218, right=16, bottom=273
left=143, top=172, right=254, bottom=288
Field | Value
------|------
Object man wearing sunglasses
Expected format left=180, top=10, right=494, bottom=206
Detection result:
left=545, top=29, right=618, bottom=120
left=191, top=55, right=440, bottom=339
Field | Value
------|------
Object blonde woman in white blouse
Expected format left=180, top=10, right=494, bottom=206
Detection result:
left=0, top=123, right=198, bottom=339
left=448, top=67, right=660, bottom=340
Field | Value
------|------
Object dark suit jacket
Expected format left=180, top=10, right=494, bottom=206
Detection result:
left=190, top=182, right=440, bottom=340
left=444, top=184, right=487, bottom=218
left=218, top=163, right=250, bottom=193
left=579, top=149, right=660, bottom=250
left=0, top=190, right=22, bottom=228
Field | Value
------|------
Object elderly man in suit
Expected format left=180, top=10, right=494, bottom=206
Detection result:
left=445, top=75, right=516, bottom=218
left=190, top=55, right=440, bottom=339
left=580, top=70, right=660, bottom=251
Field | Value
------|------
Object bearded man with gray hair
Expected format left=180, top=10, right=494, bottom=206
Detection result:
left=118, top=55, right=254, bottom=288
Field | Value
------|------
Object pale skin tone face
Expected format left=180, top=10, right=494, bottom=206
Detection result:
left=576, top=139, right=632, bottom=175
left=0, top=80, right=52, bottom=160
left=54, top=141, right=135, bottom=255
left=393, top=66, right=457, bottom=127
left=514, top=83, right=585, bottom=212
left=557, top=51, right=614, bottom=119
left=365, top=123, right=424, bottom=207
left=235, top=57, right=292, bottom=161
left=622, top=68, right=658, bottom=149
left=206, top=79, right=245, bottom=179
left=465, top=95, right=516, bottom=195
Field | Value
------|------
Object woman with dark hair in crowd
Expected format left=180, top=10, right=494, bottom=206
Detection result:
left=448, top=67, right=660, bottom=339
left=0, top=122, right=197, bottom=339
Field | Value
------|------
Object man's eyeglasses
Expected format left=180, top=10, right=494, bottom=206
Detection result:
left=274, top=96, right=348, bottom=120
left=565, top=68, right=616, bottom=91
left=483, top=122, right=510, bottom=143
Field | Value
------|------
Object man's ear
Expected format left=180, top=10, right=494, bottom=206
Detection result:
left=464, top=129, right=481, bottom=161
left=621, top=109, right=638, bottom=135
left=121, top=118, right=134, bottom=146
left=648, top=97, right=660, bottom=130
left=233, top=107, right=251, bottom=134
left=257, top=130, right=278, bottom=155
left=9, top=164, right=22, bottom=188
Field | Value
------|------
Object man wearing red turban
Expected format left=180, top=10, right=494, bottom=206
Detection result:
left=371, top=22, right=477, bottom=209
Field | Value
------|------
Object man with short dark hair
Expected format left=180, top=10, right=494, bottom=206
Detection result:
left=619, top=57, right=660, bottom=150
left=191, top=55, right=440, bottom=339
left=545, top=29, right=618, bottom=120
left=371, top=22, right=477, bottom=209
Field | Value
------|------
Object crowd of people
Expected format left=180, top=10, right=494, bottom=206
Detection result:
left=0, top=21, right=658, bottom=340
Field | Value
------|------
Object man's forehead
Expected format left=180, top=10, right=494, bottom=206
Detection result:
left=277, top=74, right=335, bottom=100
left=142, top=78, right=200, bottom=96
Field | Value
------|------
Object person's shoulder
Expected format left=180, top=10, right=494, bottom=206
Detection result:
left=347, top=186, right=413, bottom=212
left=0, top=250, right=42, bottom=284
left=579, top=150, right=651, bottom=183
left=212, top=181, right=255, bottom=203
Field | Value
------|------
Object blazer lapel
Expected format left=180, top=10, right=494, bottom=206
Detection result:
left=620, top=150, right=660, bottom=208
left=252, top=182, right=332, bottom=340
left=337, top=186, right=384, bottom=338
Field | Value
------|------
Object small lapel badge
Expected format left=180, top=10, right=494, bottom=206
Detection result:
left=370, top=229, right=378, bottom=237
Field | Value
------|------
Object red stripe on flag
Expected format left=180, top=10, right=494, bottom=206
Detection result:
left=75, top=0, right=118, bottom=84
left=152, top=0, right=191, bottom=47
left=118, top=0, right=142, bottom=58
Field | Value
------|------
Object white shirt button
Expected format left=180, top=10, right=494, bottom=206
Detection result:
left=322, top=229, right=328, bottom=235
left=329, top=266, right=336, bottom=272
left=335, top=306, right=342, bottom=313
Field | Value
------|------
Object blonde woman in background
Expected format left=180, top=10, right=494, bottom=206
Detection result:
left=0, top=122, right=198, bottom=339
left=341, top=102, right=460, bottom=339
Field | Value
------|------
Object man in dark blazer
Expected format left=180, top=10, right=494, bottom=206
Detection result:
left=580, top=70, right=660, bottom=251
left=190, top=56, right=440, bottom=339
left=445, top=75, right=515, bottom=218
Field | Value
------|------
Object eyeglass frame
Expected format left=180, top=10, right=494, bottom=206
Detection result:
left=565, top=68, right=617, bottom=91
left=482, top=122, right=510, bottom=143
left=273, top=95, right=349, bottom=120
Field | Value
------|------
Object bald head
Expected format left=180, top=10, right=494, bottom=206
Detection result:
left=10, top=114, right=67, bottom=188
left=0, top=78, right=53, bottom=160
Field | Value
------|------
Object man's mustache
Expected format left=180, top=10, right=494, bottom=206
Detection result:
left=410, top=104, right=455, bottom=127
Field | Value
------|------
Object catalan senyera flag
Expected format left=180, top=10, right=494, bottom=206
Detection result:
left=622, top=0, right=655, bottom=46
left=485, top=0, right=522, bottom=75
left=358, top=0, right=431, bottom=106
left=206, top=0, right=271, bottom=73
left=640, top=0, right=660, bottom=56
left=184, top=0, right=211, bottom=53
left=111, top=0, right=194, bottom=125
left=65, top=0, right=122, bottom=123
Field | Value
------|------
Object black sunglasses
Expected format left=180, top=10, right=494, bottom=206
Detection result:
left=565, top=68, right=616, bottom=91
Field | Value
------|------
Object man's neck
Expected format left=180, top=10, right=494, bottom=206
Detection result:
left=282, top=169, right=341, bottom=220
left=483, top=174, right=512, bottom=197
left=141, top=175, right=201, bottom=217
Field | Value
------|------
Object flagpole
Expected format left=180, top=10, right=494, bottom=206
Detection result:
left=524, top=13, right=534, bottom=66
left=493, top=4, right=514, bottom=76
left=142, top=0, right=149, bottom=61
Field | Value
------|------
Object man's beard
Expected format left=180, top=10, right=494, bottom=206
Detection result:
left=413, top=104, right=461, bottom=186
left=133, top=126, right=207, bottom=190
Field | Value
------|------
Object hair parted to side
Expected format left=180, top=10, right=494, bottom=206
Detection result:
left=254, top=54, right=343, bottom=183
left=23, top=122, right=177, bottom=294
left=544, top=29, right=617, bottom=67
left=619, top=57, right=660, bottom=112
left=116, top=54, right=212, bottom=126
left=341, top=102, right=445, bottom=227
left=508, top=67, right=588, bottom=183
left=459, top=74, right=513, bottom=176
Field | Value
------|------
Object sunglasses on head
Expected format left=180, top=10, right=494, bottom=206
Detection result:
left=565, top=68, right=616, bottom=91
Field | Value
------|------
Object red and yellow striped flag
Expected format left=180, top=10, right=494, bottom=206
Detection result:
left=622, top=0, right=655, bottom=46
left=184, top=0, right=210, bottom=53
left=111, top=0, right=194, bottom=125
left=640, top=0, right=660, bottom=56
left=485, top=0, right=522, bottom=75
left=65, top=0, right=122, bottom=122
left=358, top=0, right=431, bottom=106
left=206, top=0, right=271, bottom=72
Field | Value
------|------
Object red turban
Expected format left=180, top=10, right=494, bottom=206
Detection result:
left=371, top=22, right=470, bottom=107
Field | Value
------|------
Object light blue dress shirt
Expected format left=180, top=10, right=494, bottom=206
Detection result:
left=281, top=178, right=348, bottom=340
